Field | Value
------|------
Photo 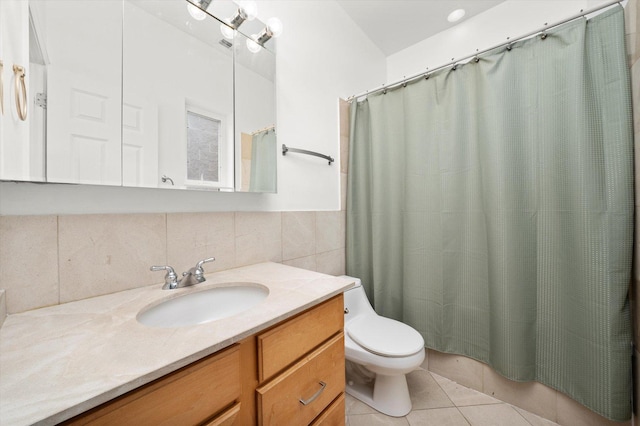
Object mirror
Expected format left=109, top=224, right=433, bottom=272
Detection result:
left=0, top=0, right=277, bottom=192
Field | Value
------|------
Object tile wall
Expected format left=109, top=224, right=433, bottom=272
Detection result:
left=0, top=210, right=346, bottom=315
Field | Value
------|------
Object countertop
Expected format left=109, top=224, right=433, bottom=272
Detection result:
left=0, top=262, right=354, bottom=426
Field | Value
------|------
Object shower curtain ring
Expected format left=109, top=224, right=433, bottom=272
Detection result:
left=506, top=43, right=513, bottom=51
left=541, top=32, right=548, bottom=40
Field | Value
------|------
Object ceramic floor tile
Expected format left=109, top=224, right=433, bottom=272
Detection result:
left=431, top=372, right=502, bottom=407
left=458, top=404, right=530, bottom=426
left=513, top=406, right=560, bottom=426
left=407, top=369, right=455, bottom=410
left=348, top=413, right=410, bottom=426
left=407, top=407, right=471, bottom=426
left=345, top=393, right=378, bottom=415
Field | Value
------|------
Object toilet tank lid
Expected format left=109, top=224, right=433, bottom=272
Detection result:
left=339, top=275, right=362, bottom=288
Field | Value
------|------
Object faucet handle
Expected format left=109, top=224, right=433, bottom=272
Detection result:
left=150, top=265, right=179, bottom=290
left=196, top=257, right=215, bottom=270
left=194, top=257, right=215, bottom=282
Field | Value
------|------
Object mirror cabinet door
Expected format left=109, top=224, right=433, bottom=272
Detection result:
left=123, top=0, right=234, bottom=190
left=1, top=0, right=123, bottom=185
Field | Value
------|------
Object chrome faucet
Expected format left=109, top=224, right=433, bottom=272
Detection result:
left=180, top=257, right=215, bottom=287
left=150, top=257, right=215, bottom=290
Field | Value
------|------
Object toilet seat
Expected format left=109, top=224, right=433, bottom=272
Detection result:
left=347, top=314, right=424, bottom=358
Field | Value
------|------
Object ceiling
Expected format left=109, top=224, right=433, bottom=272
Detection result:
left=335, top=0, right=507, bottom=56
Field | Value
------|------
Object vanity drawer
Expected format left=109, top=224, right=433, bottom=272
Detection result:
left=258, top=294, right=343, bottom=382
left=310, top=394, right=346, bottom=426
left=203, top=401, right=241, bottom=426
left=256, top=333, right=345, bottom=426
left=64, top=345, right=240, bottom=426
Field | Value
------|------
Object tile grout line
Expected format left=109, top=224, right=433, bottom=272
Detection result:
left=427, top=370, right=471, bottom=426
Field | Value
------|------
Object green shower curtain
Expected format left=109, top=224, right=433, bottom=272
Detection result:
left=346, top=6, right=633, bottom=421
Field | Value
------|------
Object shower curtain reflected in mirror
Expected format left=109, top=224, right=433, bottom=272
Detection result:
left=248, top=127, right=277, bottom=192
left=347, top=6, right=633, bottom=421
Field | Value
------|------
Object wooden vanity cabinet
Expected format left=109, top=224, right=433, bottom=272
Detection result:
left=256, top=294, right=345, bottom=426
left=62, top=344, right=242, bottom=426
left=62, top=294, right=345, bottom=426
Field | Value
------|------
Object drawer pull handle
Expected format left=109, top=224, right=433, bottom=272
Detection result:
left=299, top=381, right=326, bottom=406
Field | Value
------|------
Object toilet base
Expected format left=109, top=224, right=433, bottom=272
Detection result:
left=346, top=372, right=412, bottom=417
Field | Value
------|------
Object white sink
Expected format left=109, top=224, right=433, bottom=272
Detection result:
left=137, top=283, right=269, bottom=328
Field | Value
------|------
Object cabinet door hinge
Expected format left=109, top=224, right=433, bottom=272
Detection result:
left=35, top=93, right=47, bottom=109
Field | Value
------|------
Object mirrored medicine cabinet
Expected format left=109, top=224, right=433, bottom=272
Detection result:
left=0, top=0, right=277, bottom=193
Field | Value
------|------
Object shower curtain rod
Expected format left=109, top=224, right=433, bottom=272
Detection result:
left=251, top=124, right=275, bottom=135
left=348, top=0, right=623, bottom=101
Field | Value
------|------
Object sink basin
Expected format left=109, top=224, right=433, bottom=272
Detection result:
left=137, top=283, right=269, bottom=328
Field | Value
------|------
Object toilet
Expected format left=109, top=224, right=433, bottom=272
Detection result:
left=340, top=275, right=425, bottom=417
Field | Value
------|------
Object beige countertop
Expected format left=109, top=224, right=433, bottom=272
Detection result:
left=0, top=262, right=354, bottom=426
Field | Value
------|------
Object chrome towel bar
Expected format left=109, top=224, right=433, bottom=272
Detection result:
left=282, top=144, right=334, bottom=165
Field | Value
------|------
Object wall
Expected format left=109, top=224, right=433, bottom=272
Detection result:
left=386, top=0, right=613, bottom=83
left=0, top=0, right=385, bottom=215
left=0, top=210, right=346, bottom=314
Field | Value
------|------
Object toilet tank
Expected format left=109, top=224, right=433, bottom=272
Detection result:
left=340, top=275, right=376, bottom=320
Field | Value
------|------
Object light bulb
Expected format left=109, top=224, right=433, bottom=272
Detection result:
left=187, top=3, right=206, bottom=21
left=447, top=9, right=465, bottom=23
left=220, top=23, right=235, bottom=39
left=267, top=17, right=283, bottom=37
left=239, top=1, right=258, bottom=21
left=246, top=37, right=262, bottom=53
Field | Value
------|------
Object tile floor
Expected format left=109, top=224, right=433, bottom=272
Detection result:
left=345, top=368, right=559, bottom=426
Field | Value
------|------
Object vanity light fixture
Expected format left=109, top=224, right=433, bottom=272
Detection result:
left=246, top=17, right=283, bottom=53
left=187, top=0, right=213, bottom=21
left=227, top=0, right=258, bottom=29
left=447, top=8, right=466, bottom=23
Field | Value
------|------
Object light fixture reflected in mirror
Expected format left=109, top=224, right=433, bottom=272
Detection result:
left=188, top=3, right=206, bottom=20
left=220, top=22, right=235, bottom=39
left=187, top=0, right=213, bottom=20
left=246, top=17, right=283, bottom=53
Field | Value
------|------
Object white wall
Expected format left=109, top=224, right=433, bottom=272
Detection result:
left=0, top=0, right=385, bottom=215
left=386, top=0, right=613, bottom=83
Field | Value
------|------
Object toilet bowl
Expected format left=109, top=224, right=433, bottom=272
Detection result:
left=341, top=275, right=425, bottom=417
